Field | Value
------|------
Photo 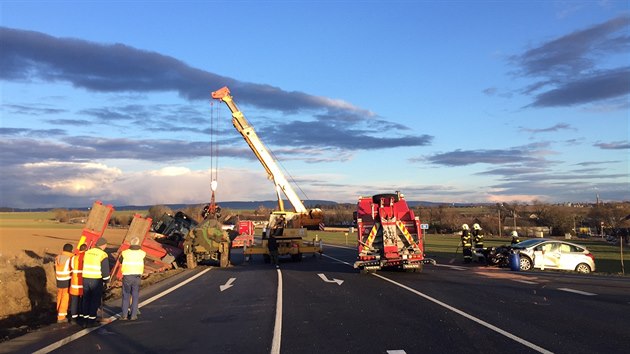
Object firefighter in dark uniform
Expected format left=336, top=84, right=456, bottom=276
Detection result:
left=472, top=223, right=484, bottom=250
left=461, top=224, right=472, bottom=263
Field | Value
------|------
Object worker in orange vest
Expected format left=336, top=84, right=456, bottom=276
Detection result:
left=81, top=238, right=110, bottom=328
left=69, top=243, right=87, bottom=324
left=120, top=237, right=146, bottom=321
left=55, top=243, right=74, bottom=323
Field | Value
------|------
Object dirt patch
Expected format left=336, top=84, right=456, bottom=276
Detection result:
left=0, top=224, right=183, bottom=342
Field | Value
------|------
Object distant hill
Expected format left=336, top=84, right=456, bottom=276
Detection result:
left=0, top=199, right=484, bottom=212
left=0, top=200, right=339, bottom=212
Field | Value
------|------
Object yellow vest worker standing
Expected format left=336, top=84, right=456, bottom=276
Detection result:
left=81, top=238, right=110, bottom=328
left=69, top=243, right=87, bottom=324
left=55, top=243, right=74, bottom=323
left=120, top=237, right=146, bottom=321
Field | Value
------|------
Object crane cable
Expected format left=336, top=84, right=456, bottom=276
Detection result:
left=210, top=100, right=220, bottom=192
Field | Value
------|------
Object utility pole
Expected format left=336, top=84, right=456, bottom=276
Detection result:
left=498, top=208, right=502, bottom=237
left=513, top=210, right=517, bottom=231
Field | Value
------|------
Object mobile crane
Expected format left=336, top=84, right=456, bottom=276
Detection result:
left=211, top=86, right=323, bottom=261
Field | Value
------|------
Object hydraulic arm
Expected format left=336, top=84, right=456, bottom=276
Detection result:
left=211, top=86, right=307, bottom=213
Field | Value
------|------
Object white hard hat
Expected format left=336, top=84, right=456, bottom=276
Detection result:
left=511, top=231, right=518, bottom=237
left=462, top=224, right=469, bottom=230
left=473, top=223, right=481, bottom=230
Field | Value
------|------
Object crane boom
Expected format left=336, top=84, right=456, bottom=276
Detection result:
left=211, top=86, right=307, bottom=214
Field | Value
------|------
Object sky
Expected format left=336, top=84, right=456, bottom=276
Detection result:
left=1, top=1, right=629, bottom=209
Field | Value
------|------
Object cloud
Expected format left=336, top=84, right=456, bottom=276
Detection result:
left=574, top=160, right=621, bottom=166
left=511, top=15, right=630, bottom=107
left=529, top=67, right=630, bottom=107
left=513, top=15, right=629, bottom=78
left=0, top=27, right=370, bottom=116
left=1, top=26, right=432, bottom=153
left=0, top=127, right=66, bottom=138
left=520, top=123, right=574, bottom=133
left=261, top=120, right=433, bottom=150
left=0, top=160, right=279, bottom=209
left=1, top=103, right=67, bottom=115
left=422, top=143, right=552, bottom=167
left=594, top=141, right=630, bottom=149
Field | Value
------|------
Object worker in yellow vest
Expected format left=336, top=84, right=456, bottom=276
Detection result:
left=81, top=238, right=110, bottom=328
left=69, top=243, right=87, bottom=324
left=55, top=243, right=74, bottom=323
left=120, top=237, right=146, bottom=321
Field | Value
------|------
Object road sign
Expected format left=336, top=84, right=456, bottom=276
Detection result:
left=420, top=224, right=429, bottom=230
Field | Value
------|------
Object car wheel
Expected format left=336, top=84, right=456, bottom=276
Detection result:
left=519, top=256, right=532, bottom=271
left=575, top=263, right=591, bottom=274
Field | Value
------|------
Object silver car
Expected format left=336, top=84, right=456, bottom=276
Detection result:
left=513, top=239, right=596, bottom=274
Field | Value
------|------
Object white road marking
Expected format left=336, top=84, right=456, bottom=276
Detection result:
left=434, top=264, right=467, bottom=271
left=372, top=273, right=554, bottom=354
left=322, top=253, right=352, bottom=266
left=322, top=243, right=355, bottom=250
left=317, top=273, right=344, bottom=285
left=33, top=268, right=212, bottom=354
left=271, top=269, right=283, bottom=354
left=220, top=277, right=236, bottom=291
left=557, top=287, right=597, bottom=296
left=513, top=279, right=538, bottom=285
left=387, top=350, right=407, bottom=354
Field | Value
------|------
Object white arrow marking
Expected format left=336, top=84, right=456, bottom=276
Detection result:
left=220, top=277, right=236, bottom=292
left=318, top=273, right=344, bottom=285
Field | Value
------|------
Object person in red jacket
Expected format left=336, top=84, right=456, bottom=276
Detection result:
left=55, top=243, right=74, bottom=323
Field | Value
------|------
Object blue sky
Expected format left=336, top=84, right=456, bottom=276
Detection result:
left=1, top=1, right=629, bottom=209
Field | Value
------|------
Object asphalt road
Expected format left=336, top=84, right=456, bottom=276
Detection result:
left=3, top=244, right=629, bottom=354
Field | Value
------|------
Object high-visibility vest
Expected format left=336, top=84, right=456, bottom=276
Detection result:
left=121, top=248, right=146, bottom=275
left=55, top=251, right=73, bottom=286
left=69, top=252, right=85, bottom=296
left=83, top=248, right=108, bottom=279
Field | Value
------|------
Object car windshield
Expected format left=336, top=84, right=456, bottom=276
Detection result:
left=512, top=239, right=545, bottom=249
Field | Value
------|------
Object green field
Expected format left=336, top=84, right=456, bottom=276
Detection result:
left=311, top=231, right=629, bottom=276
left=0, top=211, right=55, bottom=220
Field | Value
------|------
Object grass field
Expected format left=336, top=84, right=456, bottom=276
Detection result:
left=310, top=230, right=629, bottom=275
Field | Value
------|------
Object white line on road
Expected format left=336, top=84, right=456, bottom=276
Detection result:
left=33, top=268, right=212, bottom=354
left=557, top=287, right=597, bottom=296
left=271, top=269, right=283, bottom=354
left=387, top=350, right=407, bottom=354
left=322, top=253, right=352, bottom=266
left=512, top=279, right=538, bottom=285
left=433, top=264, right=467, bottom=271
left=372, top=273, right=554, bottom=354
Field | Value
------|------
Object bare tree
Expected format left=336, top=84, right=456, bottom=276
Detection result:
left=148, top=205, right=173, bottom=221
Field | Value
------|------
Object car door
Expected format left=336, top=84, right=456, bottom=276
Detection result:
left=557, top=243, right=578, bottom=270
left=533, top=242, right=560, bottom=269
